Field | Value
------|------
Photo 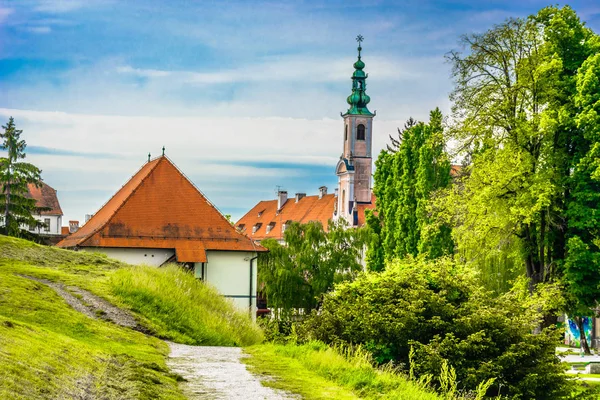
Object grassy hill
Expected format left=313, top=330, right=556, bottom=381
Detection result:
left=0, top=235, right=262, bottom=399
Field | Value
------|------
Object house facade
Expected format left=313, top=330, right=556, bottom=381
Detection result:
left=25, top=182, right=63, bottom=236
left=57, top=156, right=265, bottom=313
left=236, top=38, right=375, bottom=239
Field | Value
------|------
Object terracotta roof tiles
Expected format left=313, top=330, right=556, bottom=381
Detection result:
left=25, top=182, right=63, bottom=216
left=57, top=156, right=264, bottom=258
left=236, top=193, right=375, bottom=241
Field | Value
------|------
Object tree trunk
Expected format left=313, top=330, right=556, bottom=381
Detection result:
left=576, top=316, right=592, bottom=355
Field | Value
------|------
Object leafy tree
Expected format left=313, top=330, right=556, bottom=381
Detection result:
left=444, top=6, right=600, bottom=352
left=302, top=258, right=570, bottom=399
left=258, top=219, right=368, bottom=319
left=366, top=108, right=453, bottom=271
left=0, top=117, right=44, bottom=237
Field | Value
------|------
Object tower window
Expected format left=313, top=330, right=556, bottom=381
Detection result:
left=357, top=124, right=366, bottom=141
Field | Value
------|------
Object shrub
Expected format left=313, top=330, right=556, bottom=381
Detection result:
left=301, top=257, right=570, bottom=399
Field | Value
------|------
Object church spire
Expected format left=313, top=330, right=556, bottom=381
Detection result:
left=345, top=35, right=372, bottom=116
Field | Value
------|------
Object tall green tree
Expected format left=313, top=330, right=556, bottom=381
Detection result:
left=258, top=219, right=368, bottom=319
left=446, top=6, right=600, bottom=349
left=366, top=108, right=453, bottom=271
left=0, top=117, right=44, bottom=237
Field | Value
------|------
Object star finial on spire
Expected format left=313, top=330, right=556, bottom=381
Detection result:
left=356, top=34, right=364, bottom=58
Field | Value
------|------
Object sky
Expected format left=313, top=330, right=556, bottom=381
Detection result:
left=0, top=0, right=599, bottom=224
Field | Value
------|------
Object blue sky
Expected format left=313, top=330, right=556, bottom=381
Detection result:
left=1, top=0, right=599, bottom=223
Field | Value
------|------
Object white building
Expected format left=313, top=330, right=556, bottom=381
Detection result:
left=58, top=155, right=265, bottom=314
left=25, top=182, right=63, bottom=236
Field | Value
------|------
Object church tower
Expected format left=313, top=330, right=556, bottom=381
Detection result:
left=335, top=35, right=374, bottom=226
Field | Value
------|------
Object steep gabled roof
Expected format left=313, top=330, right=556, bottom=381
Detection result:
left=26, top=182, right=63, bottom=216
left=57, top=156, right=263, bottom=259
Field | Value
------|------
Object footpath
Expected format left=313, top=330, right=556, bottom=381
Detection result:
left=22, top=275, right=298, bottom=400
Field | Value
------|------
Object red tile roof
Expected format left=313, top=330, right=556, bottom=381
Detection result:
left=57, top=156, right=264, bottom=259
left=236, top=193, right=375, bottom=241
left=25, top=182, right=63, bottom=216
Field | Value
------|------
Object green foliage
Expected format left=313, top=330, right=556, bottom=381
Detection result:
left=445, top=6, right=600, bottom=305
left=110, top=265, right=263, bottom=346
left=302, top=257, right=570, bottom=399
left=0, top=117, right=45, bottom=237
left=258, top=219, right=368, bottom=319
left=366, top=109, right=453, bottom=271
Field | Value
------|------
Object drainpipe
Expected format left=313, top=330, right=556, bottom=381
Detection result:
left=249, top=255, right=258, bottom=316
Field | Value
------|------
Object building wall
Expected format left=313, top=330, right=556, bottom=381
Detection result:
left=196, top=250, right=257, bottom=315
left=27, top=214, right=62, bottom=235
left=81, top=247, right=258, bottom=316
left=84, top=247, right=175, bottom=266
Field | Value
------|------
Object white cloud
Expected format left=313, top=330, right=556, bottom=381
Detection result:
left=24, top=25, right=52, bottom=33
left=33, top=0, right=99, bottom=13
left=0, top=107, right=406, bottom=222
left=116, top=54, right=425, bottom=85
left=0, top=7, right=13, bottom=23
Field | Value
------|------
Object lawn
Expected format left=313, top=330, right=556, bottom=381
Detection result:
left=0, top=235, right=262, bottom=398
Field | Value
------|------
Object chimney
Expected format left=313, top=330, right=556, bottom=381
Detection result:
left=85, top=214, right=93, bottom=223
left=69, top=220, right=79, bottom=233
left=295, top=193, right=306, bottom=203
left=277, top=190, right=288, bottom=210
left=318, top=186, right=327, bottom=199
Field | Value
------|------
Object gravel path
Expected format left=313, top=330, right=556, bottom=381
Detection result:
left=167, top=342, right=300, bottom=400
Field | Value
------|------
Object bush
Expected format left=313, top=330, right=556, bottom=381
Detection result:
left=301, top=257, right=570, bottom=399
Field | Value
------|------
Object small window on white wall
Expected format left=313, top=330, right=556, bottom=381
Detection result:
left=44, top=218, right=51, bottom=232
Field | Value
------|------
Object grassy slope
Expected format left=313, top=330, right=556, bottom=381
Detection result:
left=0, top=235, right=262, bottom=399
left=243, top=342, right=443, bottom=400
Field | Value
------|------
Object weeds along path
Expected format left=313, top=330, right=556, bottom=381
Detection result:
left=18, top=274, right=141, bottom=330
left=168, top=342, right=300, bottom=400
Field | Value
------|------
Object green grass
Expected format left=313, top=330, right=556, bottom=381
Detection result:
left=0, top=234, right=263, bottom=398
left=243, top=342, right=444, bottom=400
left=110, top=265, right=263, bottom=346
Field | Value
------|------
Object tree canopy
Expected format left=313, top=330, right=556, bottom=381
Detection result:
left=258, top=219, right=368, bottom=319
left=0, top=117, right=45, bottom=238
left=366, top=108, right=453, bottom=271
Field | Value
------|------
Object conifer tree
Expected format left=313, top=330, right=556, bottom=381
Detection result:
left=366, top=108, right=453, bottom=270
left=0, top=117, right=44, bottom=237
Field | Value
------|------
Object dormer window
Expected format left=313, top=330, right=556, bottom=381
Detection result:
left=252, top=223, right=262, bottom=234
left=237, top=223, right=245, bottom=232
left=257, top=209, right=265, bottom=218
left=357, top=124, right=365, bottom=140
left=282, top=220, right=292, bottom=232
left=266, top=222, right=276, bottom=234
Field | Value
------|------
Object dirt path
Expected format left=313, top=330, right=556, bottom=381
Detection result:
left=18, top=274, right=142, bottom=330
left=167, top=342, right=299, bottom=400
left=18, top=274, right=299, bottom=399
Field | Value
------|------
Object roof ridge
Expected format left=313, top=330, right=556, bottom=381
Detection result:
left=161, top=156, right=258, bottom=247
left=79, top=157, right=163, bottom=246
